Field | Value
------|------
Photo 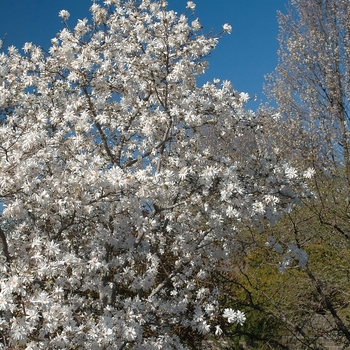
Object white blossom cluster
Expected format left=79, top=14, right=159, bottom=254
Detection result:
left=265, top=236, right=309, bottom=273
left=0, top=1, right=307, bottom=348
left=222, top=308, right=246, bottom=325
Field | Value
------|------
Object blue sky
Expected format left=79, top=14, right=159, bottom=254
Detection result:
left=0, top=0, right=287, bottom=107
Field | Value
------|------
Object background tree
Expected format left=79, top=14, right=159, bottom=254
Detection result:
left=227, top=0, right=350, bottom=348
left=265, top=0, right=350, bottom=175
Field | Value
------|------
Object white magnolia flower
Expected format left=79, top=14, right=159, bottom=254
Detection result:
left=23, top=42, right=33, bottom=53
left=192, top=18, right=202, bottom=31
left=285, top=166, right=298, bottom=179
left=252, top=201, right=265, bottom=214
left=186, top=1, right=196, bottom=10
left=123, top=326, right=137, bottom=341
left=215, top=324, right=223, bottom=336
left=226, top=205, right=239, bottom=218
left=303, top=167, right=315, bottom=179
left=59, top=9, right=70, bottom=20
left=178, top=167, right=189, bottom=180
left=223, top=308, right=246, bottom=325
left=239, top=92, right=249, bottom=102
left=0, top=292, right=9, bottom=311
left=222, top=23, right=232, bottom=34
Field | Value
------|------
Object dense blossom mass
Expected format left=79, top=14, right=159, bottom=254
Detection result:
left=0, top=1, right=307, bottom=348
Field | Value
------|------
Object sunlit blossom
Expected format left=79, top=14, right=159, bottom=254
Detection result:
left=186, top=1, right=196, bottom=10
left=223, top=308, right=246, bottom=325
left=239, top=91, right=249, bottom=102
left=303, top=167, right=315, bottom=179
left=222, top=23, right=232, bottom=34
left=285, top=166, right=298, bottom=179
left=59, top=9, right=70, bottom=20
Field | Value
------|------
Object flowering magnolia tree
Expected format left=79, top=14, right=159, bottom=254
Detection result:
left=0, top=1, right=307, bottom=348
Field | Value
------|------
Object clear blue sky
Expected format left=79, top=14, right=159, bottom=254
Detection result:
left=0, top=0, right=287, bottom=107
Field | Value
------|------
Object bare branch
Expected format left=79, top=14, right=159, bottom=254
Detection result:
left=0, top=226, right=11, bottom=262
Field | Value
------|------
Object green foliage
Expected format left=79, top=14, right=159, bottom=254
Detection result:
left=219, top=189, right=350, bottom=348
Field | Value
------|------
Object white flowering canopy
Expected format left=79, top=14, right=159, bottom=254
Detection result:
left=0, top=0, right=305, bottom=348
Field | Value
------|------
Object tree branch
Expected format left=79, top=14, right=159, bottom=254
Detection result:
left=0, top=226, right=11, bottom=262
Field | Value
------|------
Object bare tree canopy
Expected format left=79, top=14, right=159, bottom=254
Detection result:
left=266, top=0, right=350, bottom=181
